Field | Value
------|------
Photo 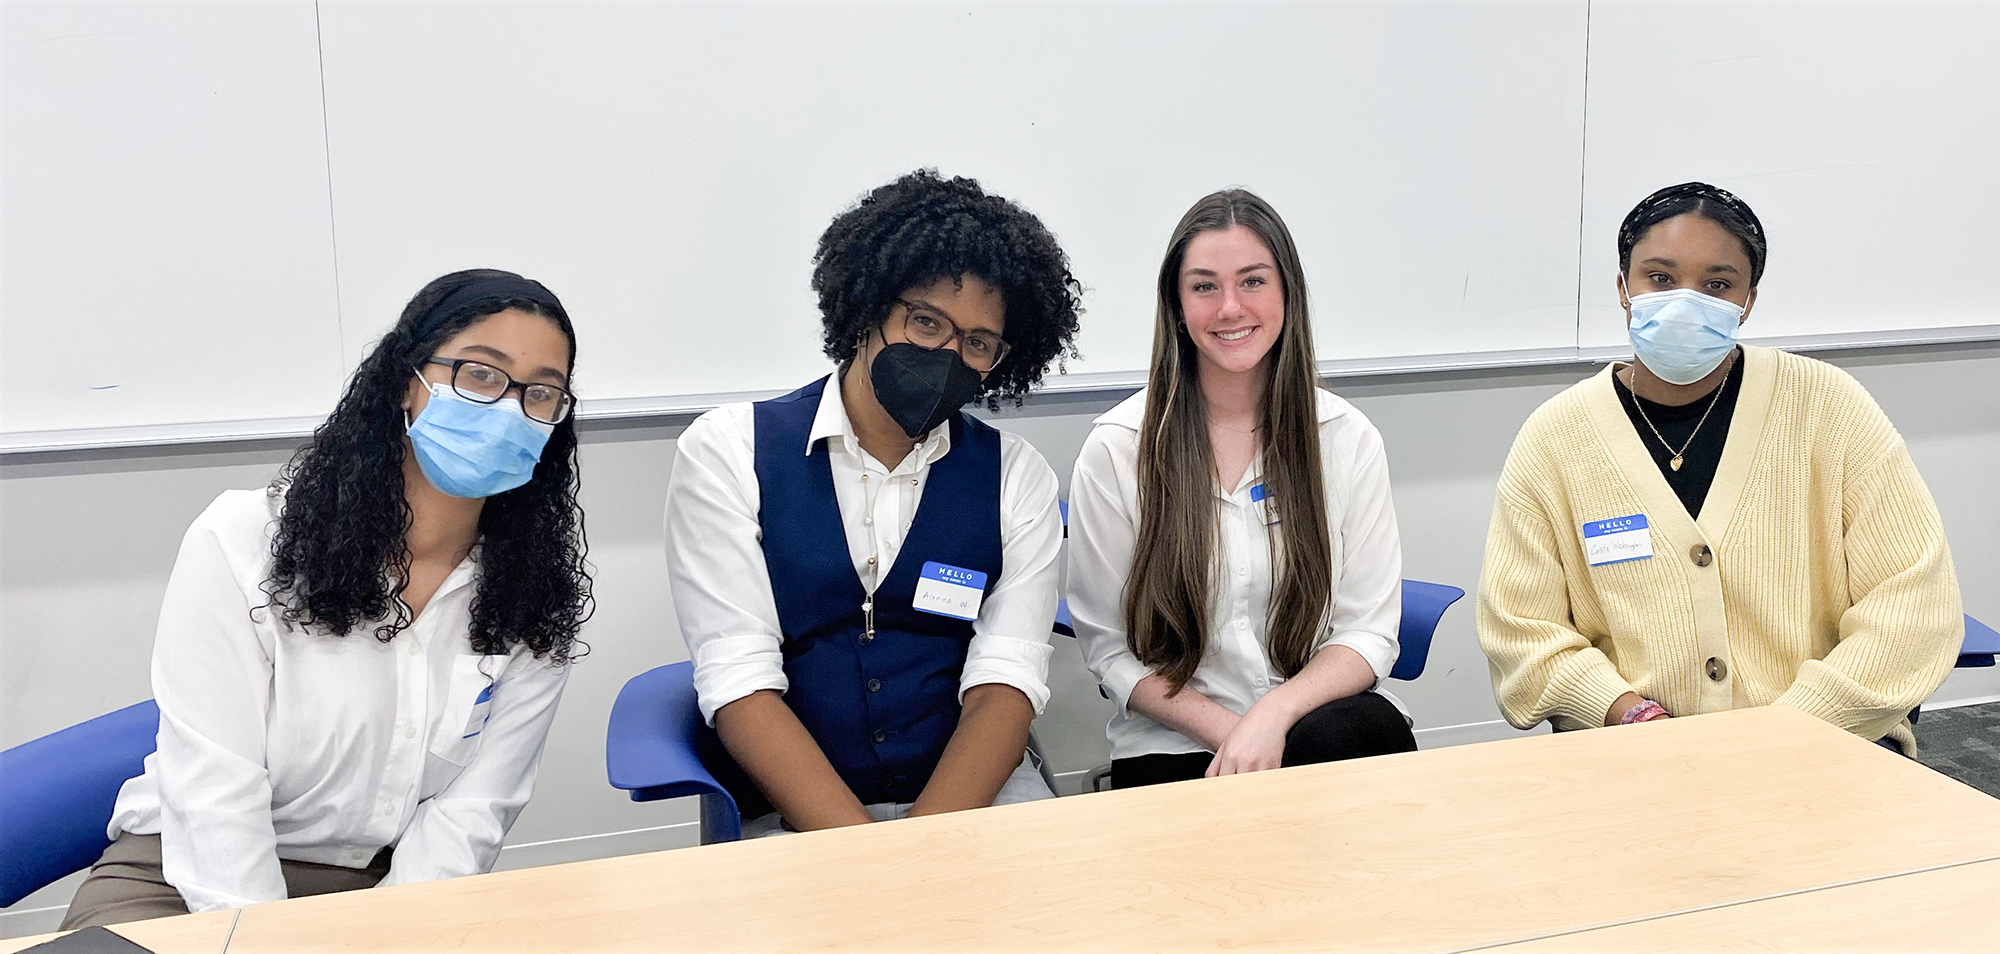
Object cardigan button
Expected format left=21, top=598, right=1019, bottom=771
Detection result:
left=1706, top=656, right=1728, bottom=681
left=867, top=678, right=882, bottom=692
left=873, top=730, right=888, bottom=744
left=1690, top=544, right=1713, bottom=567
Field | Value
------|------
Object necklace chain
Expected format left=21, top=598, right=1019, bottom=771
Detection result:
left=1627, top=355, right=1733, bottom=472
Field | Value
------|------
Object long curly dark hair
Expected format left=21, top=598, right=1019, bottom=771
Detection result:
left=261, top=269, right=592, bottom=663
left=811, top=169, right=1084, bottom=404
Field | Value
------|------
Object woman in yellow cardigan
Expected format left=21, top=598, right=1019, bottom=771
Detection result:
left=1477, top=182, right=1962, bottom=755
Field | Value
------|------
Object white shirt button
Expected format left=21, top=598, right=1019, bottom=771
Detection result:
left=864, top=516, right=873, bottom=526
left=406, top=641, right=421, bottom=656
left=351, top=849, right=367, bottom=862
left=380, top=803, right=395, bottom=816
left=405, top=726, right=417, bottom=740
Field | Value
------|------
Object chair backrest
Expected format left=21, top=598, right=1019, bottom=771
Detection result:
left=1393, top=581, right=1467, bottom=682
left=0, top=700, right=159, bottom=907
left=604, top=662, right=742, bottom=843
left=1959, top=614, right=2000, bottom=668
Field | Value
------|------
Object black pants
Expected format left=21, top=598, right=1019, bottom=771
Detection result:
left=1111, top=691, right=1416, bottom=789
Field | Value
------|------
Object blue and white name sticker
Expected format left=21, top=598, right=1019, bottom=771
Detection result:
left=1249, top=484, right=1280, bottom=525
left=1581, top=514, right=1653, bottom=567
left=913, top=561, right=988, bottom=620
left=462, top=682, right=494, bottom=740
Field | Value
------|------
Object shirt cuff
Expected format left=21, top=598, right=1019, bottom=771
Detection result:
left=691, top=635, right=789, bottom=726
left=1096, top=652, right=1155, bottom=717
left=1318, top=629, right=1399, bottom=683
left=959, top=636, right=1055, bottom=714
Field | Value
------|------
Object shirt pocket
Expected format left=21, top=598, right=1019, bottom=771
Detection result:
left=424, top=654, right=498, bottom=790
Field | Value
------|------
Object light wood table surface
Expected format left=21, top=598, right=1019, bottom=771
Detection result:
left=1486, top=857, right=2000, bottom=953
left=213, top=706, right=2000, bottom=953
left=0, top=910, right=236, bottom=954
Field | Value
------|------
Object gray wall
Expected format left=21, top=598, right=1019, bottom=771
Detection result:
left=4, top=344, right=1994, bottom=936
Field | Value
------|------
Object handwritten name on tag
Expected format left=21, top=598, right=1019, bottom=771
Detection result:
left=913, top=561, right=989, bottom=621
left=1581, top=514, right=1653, bottom=567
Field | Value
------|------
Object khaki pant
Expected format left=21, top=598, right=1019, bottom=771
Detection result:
left=60, top=833, right=391, bottom=930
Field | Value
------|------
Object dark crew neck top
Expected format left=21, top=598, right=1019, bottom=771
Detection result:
left=1611, top=350, right=1744, bottom=520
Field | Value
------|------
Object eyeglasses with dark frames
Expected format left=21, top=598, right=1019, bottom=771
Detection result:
left=418, top=357, right=577, bottom=425
left=890, top=299, right=1010, bottom=373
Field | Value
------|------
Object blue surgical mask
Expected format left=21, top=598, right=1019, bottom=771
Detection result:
left=406, top=381, right=555, bottom=499
left=1627, top=288, right=1744, bottom=385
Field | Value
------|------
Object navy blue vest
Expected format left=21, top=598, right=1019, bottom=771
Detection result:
left=747, top=377, right=1004, bottom=807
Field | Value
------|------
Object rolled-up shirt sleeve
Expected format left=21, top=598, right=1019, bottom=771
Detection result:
left=958, top=437, right=1060, bottom=712
left=664, top=408, right=790, bottom=726
left=1315, top=425, right=1403, bottom=681
left=1066, top=427, right=1155, bottom=715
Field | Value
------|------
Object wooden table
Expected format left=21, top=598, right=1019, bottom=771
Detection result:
left=204, top=706, right=2000, bottom=953
left=1489, top=858, right=2000, bottom=953
left=0, top=910, right=236, bottom=954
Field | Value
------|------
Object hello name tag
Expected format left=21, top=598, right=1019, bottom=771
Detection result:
left=1249, top=483, right=1280, bottom=525
left=913, top=561, right=989, bottom=621
left=462, top=682, right=494, bottom=740
left=1581, top=514, right=1653, bottom=567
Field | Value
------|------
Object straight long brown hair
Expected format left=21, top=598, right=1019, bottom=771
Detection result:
left=1124, top=190, right=1333, bottom=692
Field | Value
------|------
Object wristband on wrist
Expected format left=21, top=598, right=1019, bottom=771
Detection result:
left=1620, top=700, right=1668, bottom=724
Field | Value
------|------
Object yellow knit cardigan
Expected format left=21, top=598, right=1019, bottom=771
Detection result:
left=1478, top=345, right=1961, bottom=752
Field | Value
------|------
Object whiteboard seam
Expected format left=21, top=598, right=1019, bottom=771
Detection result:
left=1573, top=0, right=1593, bottom=354
left=312, top=0, right=348, bottom=371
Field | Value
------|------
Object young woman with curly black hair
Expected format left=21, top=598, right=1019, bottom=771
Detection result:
left=665, top=169, right=1083, bottom=834
left=1067, top=190, right=1415, bottom=790
left=63, top=270, right=593, bottom=928
left=1478, top=183, right=1961, bottom=754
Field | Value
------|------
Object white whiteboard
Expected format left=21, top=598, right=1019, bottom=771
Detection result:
left=316, top=0, right=1588, bottom=411
left=0, top=0, right=345, bottom=435
left=1578, top=0, right=2000, bottom=350
left=3, top=0, right=1995, bottom=446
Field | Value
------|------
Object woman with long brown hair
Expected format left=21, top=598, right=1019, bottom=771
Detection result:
left=1067, top=190, right=1415, bottom=788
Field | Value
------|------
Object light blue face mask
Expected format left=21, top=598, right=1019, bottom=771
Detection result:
left=1627, top=287, right=1745, bottom=385
left=406, top=381, right=555, bottom=499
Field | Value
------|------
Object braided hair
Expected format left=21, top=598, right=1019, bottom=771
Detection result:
left=1617, top=182, right=1769, bottom=287
left=811, top=169, right=1084, bottom=406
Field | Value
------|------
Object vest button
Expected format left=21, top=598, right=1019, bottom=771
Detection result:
left=1706, top=656, right=1728, bottom=681
left=873, top=730, right=887, bottom=744
left=1690, top=544, right=1713, bottom=567
left=867, top=678, right=882, bottom=692
left=858, top=632, right=874, bottom=646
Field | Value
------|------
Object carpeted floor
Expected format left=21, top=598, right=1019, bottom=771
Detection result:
left=1916, top=701, right=2000, bottom=797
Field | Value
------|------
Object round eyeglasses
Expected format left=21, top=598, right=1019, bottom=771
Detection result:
left=419, top=357, right=576, bottom=424
left=891, top=300, right=1010, bottom=373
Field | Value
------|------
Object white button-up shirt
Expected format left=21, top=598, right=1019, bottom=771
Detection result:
left=665, top=373, right=1060, bottom=726
left=1067, top=388, right=1406, bottom=760
left=108, top=489, right=569, bottom=913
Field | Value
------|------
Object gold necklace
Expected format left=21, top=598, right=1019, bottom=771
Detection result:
left=1626, top=356, right=1733, bottom=472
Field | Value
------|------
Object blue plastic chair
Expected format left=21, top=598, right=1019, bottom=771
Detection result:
left=1957, top=615, right=1998, bottom=669
left=1392, top=580, right=1466, bottom=681
left=605, top=662, right=741, bottom=844
left=0, top=700, right=159, bottom=907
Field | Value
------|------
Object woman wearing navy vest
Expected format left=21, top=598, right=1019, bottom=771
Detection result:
left=664, top=170, right=1084, bottom=834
